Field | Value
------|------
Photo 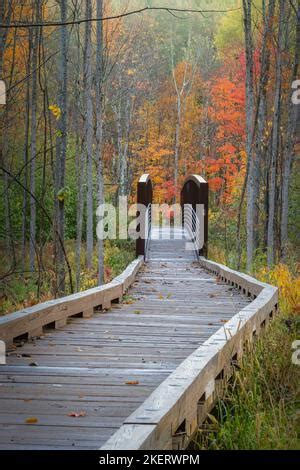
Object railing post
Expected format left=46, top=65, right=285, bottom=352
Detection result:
left=136, top=174, right=152, bottom=257
left=180, top=175, right=209, bottom=258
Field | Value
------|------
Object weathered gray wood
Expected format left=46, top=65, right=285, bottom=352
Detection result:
left=101, top=238, right=278, bottom=450
left=0, top=257, right=143, bottom=344
left=0, top=226, right=277, bottom=450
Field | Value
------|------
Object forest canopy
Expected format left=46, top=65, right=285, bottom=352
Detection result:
left=0, top=0, right=299, bottom=312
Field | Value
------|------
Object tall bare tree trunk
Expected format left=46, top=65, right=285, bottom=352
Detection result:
left=253, top=0, right=275, bottom=249
left=29, top=4, right=39, bottom=273
left=170, top=30, right=195, bottom=198
left=121, top=97, right=131, bottom=197
left=55, top=0, right=68, bottom=294
left=114, top=96, right=131, bottom=197
left=243, top=0, right=255, bottom=271
left=21, top=30, right=32, bottom=275
left=85, top=0, right=94, bottom=271
left=174, top=94, right=181, bottom=193
left=0, top=1, right=12, bottom=74
left=267, top=0, right=285, bottom=267
left=280, top=3, right=300, bottom=259
left=75, top=5, right=84, bottom=291
left=96, top=0, right=104, bottom=284
left=1, top=2, right=15, bottom=267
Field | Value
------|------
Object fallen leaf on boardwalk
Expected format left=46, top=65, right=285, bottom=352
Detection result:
left=220, top=319, right=228, bottom=323
left=209, top=294, right=216, bottom=298
left=167, top=294, right=172, bottom=299
left=68, top=411, right=86, bottom=418
left=208, top=323, right=214, bottom=326
left=123, top=295, right=136, bottom=304
left=125, top=381, right=139, bottom=385
left=21, top=353, right=31, bottom=358
left=134, top=310, right=141, bottom=315
left=158, top=294, right=164, bottom=299
left=25, top=417, right=38, bottom=424
left=75, top=347, right=83, bottom=352
left=29, top=362, right=38, bottom=366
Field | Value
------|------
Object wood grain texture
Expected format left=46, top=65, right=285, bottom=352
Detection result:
left=0, top=227, right=269, bottom=450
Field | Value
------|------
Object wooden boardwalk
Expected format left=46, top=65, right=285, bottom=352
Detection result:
left=0, top=227, right=251, bottom=450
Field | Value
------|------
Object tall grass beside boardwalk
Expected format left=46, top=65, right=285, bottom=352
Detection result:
left=195, top=264, right=300, bottom=450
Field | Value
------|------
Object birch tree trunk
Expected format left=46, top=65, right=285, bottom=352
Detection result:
left=267, top=0, right=285, bottom=267
left=85, top=0, right=94, bottom=271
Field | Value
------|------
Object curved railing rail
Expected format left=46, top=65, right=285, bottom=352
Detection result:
left=183, top=204, right=201, bottom=259
left=0, top=257, right=143, bottom=347
left=101, top=259, right=278, bottom=450
left=0, top=171, right=279, bottom=451
left=145, top=203, right=152, bottom=259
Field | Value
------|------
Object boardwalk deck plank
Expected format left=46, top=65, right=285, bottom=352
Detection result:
left=0, top=227, right=250, bottom=449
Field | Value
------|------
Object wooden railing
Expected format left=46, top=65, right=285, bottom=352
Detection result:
left=101, top=260, right=278, bottom=450
left=0, top=171, right=279, bottom=451
left=0, top=258, right=143, bottom=347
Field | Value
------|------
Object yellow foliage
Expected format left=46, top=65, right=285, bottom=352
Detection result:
left=257, top=264, right=300, bottom=316
left=49, top=104, right=61, bottom=120
left=80, top=274, right=97, bottom=291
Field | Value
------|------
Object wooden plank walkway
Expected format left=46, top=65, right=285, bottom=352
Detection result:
left=0, top=228, right=251, bottom=450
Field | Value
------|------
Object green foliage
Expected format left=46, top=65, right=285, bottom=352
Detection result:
left=195, top=315, right=299, bottom=450
left=104, top=239, right=135, bottom=280
left=0, top=238, right=135, bottom=315
left=214, top=9, right=244, bottom=57
left=0, top=277, right=33, bottom=316
left=194, top=260, right=300, bottom=450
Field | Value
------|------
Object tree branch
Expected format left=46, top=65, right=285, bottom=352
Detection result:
left=0, top=6, right=241, bottom=29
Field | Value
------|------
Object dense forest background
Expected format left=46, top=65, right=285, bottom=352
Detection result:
left=0, top=0, right=299, bottom=314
